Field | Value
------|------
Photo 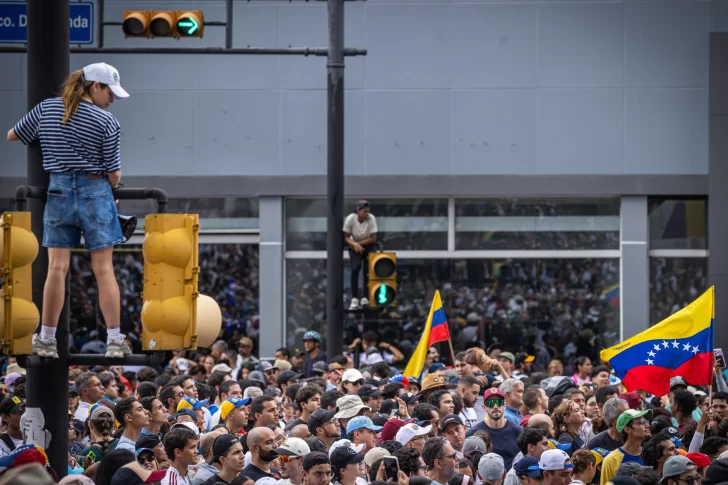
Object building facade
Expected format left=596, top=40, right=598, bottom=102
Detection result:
left=0, top=0, right=724, bottom=359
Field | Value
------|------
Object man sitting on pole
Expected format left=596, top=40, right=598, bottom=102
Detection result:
left=343, top=200, right=378, bottom=311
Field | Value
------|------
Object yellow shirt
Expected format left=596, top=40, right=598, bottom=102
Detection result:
left=600, top=447, right=643, bottom=485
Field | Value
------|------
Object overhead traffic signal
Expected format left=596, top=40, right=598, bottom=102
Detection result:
left=141, top=214, right=200, bottom=351
left=122, top=10, right=204, bottom=39
left=368, top=252, right=397, bottom=307
left=0, top=212, right=40, bottom=355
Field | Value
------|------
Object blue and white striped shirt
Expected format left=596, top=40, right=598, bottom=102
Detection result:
left=13, top=97, right=122, bottom=173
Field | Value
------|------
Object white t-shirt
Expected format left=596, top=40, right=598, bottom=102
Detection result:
left=459, top=407, right=479, bottom=429
left=0, top=435, right=24, bottom=457
left=162, top=466, right=191, bottom=485
left=74, top=401, right=92, bottom=422
left=343, top=213, right=377, bottom=242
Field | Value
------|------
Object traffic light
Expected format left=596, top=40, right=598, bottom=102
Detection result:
left=0, top=212, right=40, bottom=355
left=122, top=10, right=204, bottom=39
left=368, top=252, right=397, bottom=307
left=141, top=214, right=200, bottom=351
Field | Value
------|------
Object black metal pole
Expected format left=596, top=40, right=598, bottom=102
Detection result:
left=226, top=0, right=234, bottom=49
left=98, top=0, right=105, bottom=48
left=325, top=0, right=344, bottom=358
left=0, top=46, right=367, bottom=56
left=26, top=0, right=70, bottom=478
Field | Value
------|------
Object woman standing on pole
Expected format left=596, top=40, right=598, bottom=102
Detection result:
left=6, top=62, right=132, bottom=359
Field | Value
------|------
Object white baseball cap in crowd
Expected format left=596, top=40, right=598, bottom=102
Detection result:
left=342, top=369, right=364, bottom=383
left=364, top=447, right=391, bottom=467
left=328, top=439, right=365, bottom=458
left=539, top=449, right=572, bottom=471
left=395, top=422, right=432, bottom=446
left=477, top=453, right=505, bottom=481
left=82, top=62, right=129, bottom=99
left=275, top=437, right=311, bottom=458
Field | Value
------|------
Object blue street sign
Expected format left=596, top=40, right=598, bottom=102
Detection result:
left=0, top=2, right=94, bottom=44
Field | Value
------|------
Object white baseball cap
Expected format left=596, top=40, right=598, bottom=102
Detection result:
left=275, top=437, right=310, bottom=458
left=342, top=369, right=364, bottom=383
left=328, top=439, right=365, bottom=458
left=539, top=449, right=572, bottom=471
left=82, top=62, right=129, bottom=99
left=395, top=423, right=432, bottom=446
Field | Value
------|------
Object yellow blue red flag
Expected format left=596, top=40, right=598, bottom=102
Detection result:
left=600, top=286, right=714, bottom=396
left=403, top=290, right=451, bottom=378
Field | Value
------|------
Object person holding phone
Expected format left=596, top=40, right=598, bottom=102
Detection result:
left=7, top=62, right=132, bottom=359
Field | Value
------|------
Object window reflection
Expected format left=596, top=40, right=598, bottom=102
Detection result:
left=455, top=198, right=620, bottom=250
left=119, top=198, right=259, bottom=230
left=286, top=198, right=448, bottom=251
left=649, top=258, right=707, bottom=325
left=648, top=199, right=707, bottom=250
left=286, top=258, right=620, bottom=366
left=69, top=244, right=260, bottom=351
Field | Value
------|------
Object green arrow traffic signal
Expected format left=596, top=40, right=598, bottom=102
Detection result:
left=177, top=17, right=199, bottom=35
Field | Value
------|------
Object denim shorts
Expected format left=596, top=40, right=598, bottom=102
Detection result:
left=42, top=172, right=124, bottom=251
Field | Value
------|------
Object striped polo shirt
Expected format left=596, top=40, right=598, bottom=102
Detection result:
left=13, top=97, right=121, bottom=173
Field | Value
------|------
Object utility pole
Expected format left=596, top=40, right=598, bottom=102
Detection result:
left=326, top=0, right=345, bottom=358
left=25, top=0, right=70, bottom=476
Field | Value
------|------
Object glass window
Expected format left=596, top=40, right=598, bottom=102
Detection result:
left=285, top=198, right=448, bottom=251
left=70, top=244, right=259, bottom=350
left=648, top=198, right=707, bottom=250
left=649, top=258, right=707, bottom=326
left=455, top=198, right=620, bottom=250
left=285, top=258, right=620, bottom=363
left=119, top=198, right=259, bottom=231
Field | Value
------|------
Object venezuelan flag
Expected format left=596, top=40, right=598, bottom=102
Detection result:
left=403, top=290, right=451, bottom=378
left=600, top=286, right=714, bottom=397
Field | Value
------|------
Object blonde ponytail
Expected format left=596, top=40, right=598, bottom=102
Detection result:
left=61, top=69, right=91, bottom=124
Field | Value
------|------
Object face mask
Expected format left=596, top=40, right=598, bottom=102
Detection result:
left=259, top=448, right=279, bottom=462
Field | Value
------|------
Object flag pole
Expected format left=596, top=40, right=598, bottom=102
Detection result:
left=447, top=337, right=456, bottom=367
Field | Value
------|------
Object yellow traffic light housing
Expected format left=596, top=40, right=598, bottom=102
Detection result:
left=122, top=11, right=151, bottom=38
left=122, top=10, right=204, bottom=39
left=149, top=11, right=177, bottom=37
left=176, top=11, right=204, bottom=38
left=141, top=214, right=200, bottom=351
left=0, top=212, right=40, bottom=355
left=368, top=252, right=397, bottom=307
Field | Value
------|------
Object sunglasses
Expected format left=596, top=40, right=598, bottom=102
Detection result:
left=279, top=455, right=302, bottom=463
left=485, top=399, right=505, bottom=408
left=137, top=455, right=155, bottom=465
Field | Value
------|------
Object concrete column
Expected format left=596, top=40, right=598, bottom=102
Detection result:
left=620, top=196, right=649, bottom=339
left=710, top=34, right=728, bottom=353
left=258, top=196, right=284, bottom=359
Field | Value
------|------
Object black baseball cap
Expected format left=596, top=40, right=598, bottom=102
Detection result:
left=355, top=200, right=369, bottom=210
left=400, top=393, right=422, bottom=405
left=357, top=384, right=383, bottom=398
left=303, top=451, right=330, bottom=470
left=308, top=407, right=338, bottom=435
left=278, top=370, right=304, bottom=386
left=440, top=414, right=464, bottom=431
left=135, top=433, right=161, bottom=453
left=175, top=409, right=197, bottom=421
left=212, top=434, right=241, bottom=463
left=0, top=395, right=24, bottom=415
left=330, top=446, right=365, bottom=470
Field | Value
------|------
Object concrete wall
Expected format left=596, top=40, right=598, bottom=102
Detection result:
left=1, top=0, right=722, bottom=182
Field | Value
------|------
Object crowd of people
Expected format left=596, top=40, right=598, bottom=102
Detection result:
left=0, top=332, right=726, bottom=484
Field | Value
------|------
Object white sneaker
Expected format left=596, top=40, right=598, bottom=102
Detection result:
left=360, top=298, right=369, bottom=307
left=349, top=298, right=360, bottom=310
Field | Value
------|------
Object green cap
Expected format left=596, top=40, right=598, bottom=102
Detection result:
left=616, top=409, right=653, bottom=433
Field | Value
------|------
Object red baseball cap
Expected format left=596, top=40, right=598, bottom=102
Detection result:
left=686, top=452, right=711, bottom=468
left=483, top=388, right=504, bottom=400
left=620, top=392, right=642, bottom=410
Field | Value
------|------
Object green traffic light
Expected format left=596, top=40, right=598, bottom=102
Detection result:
left=377, top=284, right=388, bottom=305
left=177, top=17, right=199, bottom=35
